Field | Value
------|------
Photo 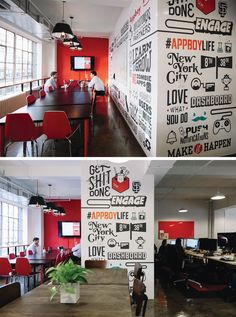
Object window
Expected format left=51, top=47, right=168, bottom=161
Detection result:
left=0, top=201, right=24, bottom=255
left=0, top=26, right=37, bottom=97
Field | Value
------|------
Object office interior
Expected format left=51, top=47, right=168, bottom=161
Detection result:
left=0, top=0, right=235, bottom=157
left=1, top=159, right=236, bottom=316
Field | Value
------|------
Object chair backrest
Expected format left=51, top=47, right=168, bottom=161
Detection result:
left=26, top=94, right=36, bottom=105
left=39, top=90, right=46, bottom=98
left=28, top=250, right=33, bottom=255
left=134, top=262, right=144, bottom=280
left=43, top=111, right=72, bottom=139
left=165, top=244, right=184, bottom=273
left=84, top=260, right=107, bottom=269
left=48, top=86, right=53, bottom=92
left=0, top=257, right=13, bottom=275
left=132, top=278, right=148, bottom=317
left=15, top=257, right=32, bottom=275
left=0, top=282, right=21, bottom=308
left=9, top=253, right=16, bottom=260
left=19, top=251, right=25, bottom=257
left=55, top=252, right=68, bottom=266
left=5, top=113, right=36, bottom=142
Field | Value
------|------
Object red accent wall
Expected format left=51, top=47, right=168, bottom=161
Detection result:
left=56, top=37, right=109, bottom=86
left=44, top=200, right=81, bottom=250
left=158, top=221, right=194, bottom=239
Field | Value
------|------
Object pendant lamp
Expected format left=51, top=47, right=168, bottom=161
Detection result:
left=29, top=180, right=46, bottom=208
left=43, top=185, right=58, bottom=213
left=63, top=17, right=81, bottom=48
left=52, top=1, right=74, bottom=40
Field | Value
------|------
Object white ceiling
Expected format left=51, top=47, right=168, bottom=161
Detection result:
left=30, top=0, right=132, bottom=38
left=0, top=160, right=236, bottom=201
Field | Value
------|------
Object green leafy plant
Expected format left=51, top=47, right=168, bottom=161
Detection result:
left=46, top=259, right=90, bottom=300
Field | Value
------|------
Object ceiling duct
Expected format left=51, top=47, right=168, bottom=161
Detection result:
left=0, top=0, right=11, bottom=10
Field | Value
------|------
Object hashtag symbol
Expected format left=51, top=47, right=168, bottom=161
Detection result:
left=166, top=38, right=171, bottom=49
left=87, top=212, right=91, bottom=219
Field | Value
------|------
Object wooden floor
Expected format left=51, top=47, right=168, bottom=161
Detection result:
left=5, top=96, right=145, bottom=157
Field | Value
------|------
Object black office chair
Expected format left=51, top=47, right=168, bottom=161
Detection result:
left=164, top=244, right=187, bottom=285
left=0, top=282, right=21, bottom=307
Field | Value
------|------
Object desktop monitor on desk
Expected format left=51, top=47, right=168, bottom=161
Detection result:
left=186, top=238, right=199, bottom=249
left=217, top=232, right=236, bottom=250
left=199, top=238, right=217, bottom=251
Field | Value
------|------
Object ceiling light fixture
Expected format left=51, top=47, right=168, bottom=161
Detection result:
left=210, top=190, right=226, bottom=200
left=29, top=180, right=46, bottom=208
left=43, top=184, right=58, bottom=213
left=178, top=208, right=188, bottom=213
left=52, top=1, right=74, bottom=41
left=63, top=17, right=82, bottom=50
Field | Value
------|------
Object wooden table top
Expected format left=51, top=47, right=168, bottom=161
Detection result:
left=0, top=283, right=132, bottom=317
left=86, top=268, right=128, bottom=285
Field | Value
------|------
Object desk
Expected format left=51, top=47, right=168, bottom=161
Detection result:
left=0, top=88, right=92, bottom=157
left=0, top=281, right=132, bottom=317
left=86, top=268, right=128, bottom=285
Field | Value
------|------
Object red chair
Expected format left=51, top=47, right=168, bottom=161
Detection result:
left=55, top=252, right=68, bottom=266
left=26, top=94, right=36, bottom=105
left=5, top=113, right=43, bottom=157
left=19, top=251, right=25, bottom=257
left=9, top=253, right=16, bottom=260
left=42, top=111, right=79, bottom=156
left=48, top=86, right=53, bottom=92
left=28, top=250, right=33, bottom=255
left=15, top=257, right=39, bottom=290
left=0, top=257, right=15, bottom=284
left=39, top=90, right=46, bottom=98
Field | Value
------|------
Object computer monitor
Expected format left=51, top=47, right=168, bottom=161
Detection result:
left=199, top=238, right=217, bottom=251
left=169, top=240, right=175, bottom=245
left=186, top=238, right=199, bottom=249
left=217, top=232, right=236, bottom=249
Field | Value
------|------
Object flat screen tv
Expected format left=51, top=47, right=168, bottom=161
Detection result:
left=58, top=221, right=81, bottom=237
left=71, top=56, right=94, bottom=70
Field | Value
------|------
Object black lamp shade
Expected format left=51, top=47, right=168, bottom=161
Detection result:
left=57, top=206, right=66, bottom=216
left=70, top=41, right=82, bottom=50
left=29, top=195, right=46, bottom=208
left=63, top=35, right=79, bottom=46
left=52, top=22, right=74, bottom=40
left=44, top=202, right=57, bottom=212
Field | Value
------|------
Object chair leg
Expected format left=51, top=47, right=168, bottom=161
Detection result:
left=41, top=139, right=50, bottom=156
left=67, top=138, right=72, bottom=156
left=23, top=141, right=27, bottom=157
left=4, top=142, right=12, bottom=157
left=142, top=296, right=148, bottom=317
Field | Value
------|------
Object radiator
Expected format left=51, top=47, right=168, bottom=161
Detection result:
left=0, top=92, right=27, bottom=119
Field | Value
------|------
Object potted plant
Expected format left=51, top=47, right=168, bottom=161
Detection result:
left=46, top=259, right=89, bottom=304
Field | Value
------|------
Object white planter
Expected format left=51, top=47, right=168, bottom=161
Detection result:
left=60, top=283, right=80, bottom=304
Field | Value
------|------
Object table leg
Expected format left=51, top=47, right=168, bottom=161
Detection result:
left=0, top=125, right=5, bottom=156
left=84, top=119, right=89, bottom=157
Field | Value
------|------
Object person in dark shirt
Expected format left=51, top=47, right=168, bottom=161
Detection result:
left=158, top=239, right=167, bottom=257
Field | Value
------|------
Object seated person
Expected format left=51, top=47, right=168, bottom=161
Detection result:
left=44, top=71, right=57, bottom=92
left=88, top=70, right=105, bottom=104
left=70, top=243, right=81, bottom=264
left=27, top=237, right=41, bottom=255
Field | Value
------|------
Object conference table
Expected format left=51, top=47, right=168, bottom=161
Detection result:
left=0, top=269, right=132, bottom=317
left=0, top=85, right=92, bottom=157
left=10, top=253, right=57, bottom=284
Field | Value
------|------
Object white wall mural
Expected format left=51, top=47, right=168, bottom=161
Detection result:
left=109, top=0, right=158, bottom=156
left=81, top=161, right=154, bottom=299
left=157, top=0, right=236, bottom=156
left=109, top=0, right=236, bottom=157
